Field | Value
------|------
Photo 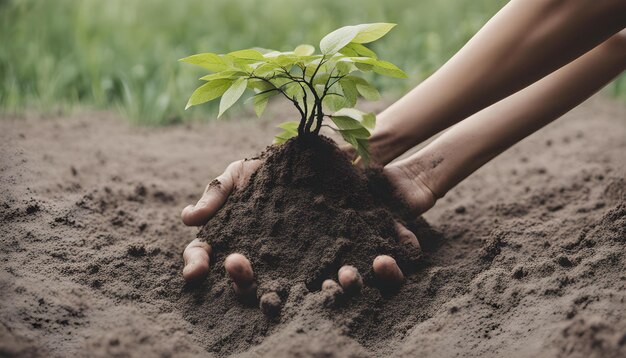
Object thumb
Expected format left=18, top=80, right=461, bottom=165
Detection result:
left=181, top=172, right=235, bottom=226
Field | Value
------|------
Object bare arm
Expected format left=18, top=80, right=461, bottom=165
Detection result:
left=386, top=31, right=626, bottom=209
left=370, top=0, right=626, bottom=165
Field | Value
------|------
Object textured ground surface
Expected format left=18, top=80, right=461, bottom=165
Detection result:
left=1, top=97, right=625, bottom=357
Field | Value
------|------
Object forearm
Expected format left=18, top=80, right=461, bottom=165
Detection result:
left=390, top=31, right=626, bottom=199
left=370, top=0, right=626, bottom=165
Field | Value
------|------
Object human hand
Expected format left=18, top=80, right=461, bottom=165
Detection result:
left=180, top=150, right=433, bottom=298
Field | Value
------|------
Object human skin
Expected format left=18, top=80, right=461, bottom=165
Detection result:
left=386, top=30, right=626, bottom=207
left=369, top=0, right=626, bottom=165
left=182, top=0, right=626, bottom=299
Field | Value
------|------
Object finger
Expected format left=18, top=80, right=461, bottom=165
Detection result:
left=394, top=221, right=420, bottom=250
left=321, top=279, right=344, bottom=307
left=182, top=239, right=212, bottom=282
left=224, top=253, right=255, bottom=296
left=338, top=265, right=363, bottom=293
left=181, top=165, right=238, bottom=227
left=259, top=292, right=281, bottom=316
left=373, top=255, right=404, bottom=284
left=322, top=279, right=342, bottom=292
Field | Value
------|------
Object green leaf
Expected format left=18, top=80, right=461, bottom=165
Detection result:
left=312, top=72, right=330, bottom=86
left=341, top=131, right=359, bottom=149
left=357, top=83, right=380, bottom=101
left=339, top=78, right=358, bottom=107
left=320, top=25, right=360, bottom=54
left=228, top=49, right=265, bottom=61
left=185, top=79, right=233, bottom=109
left=323, top=93, right=348, bottom=112
left=253, top=62, right=281, bottom=76
left=335, top=61, right=353, bottom=76
left=320, top=23, right=396, bottom=54
left=345, top=76, right=380, bottom=101
left=305, top=61, right=329, bottom=78
left=267, top=54, right=299, bottom=67
left=271, top=77, right=291, bottom=88
left=334, top=127, right=371, bottom=165
left=345, top=43, right=377, bottom=59
left=284, top=82, right=303, bottom=101
left=330, top=108, right=373, bottom=164
left=274, top=121, right=300, bottom=144
left=371, top=60, right=407, bottom=78
left=355, top=138, right=371, bottom=164
left=199, top=70, right=247, bottom=81
left=338, top=46, right=359, bottom=57
left=179, top=53, right=228, bottom=72
left=218, top=77, right=248, bottom=117
left=253, top=91, right=273, bottom=118
left=342, top=57, right=407, bottom=78
left=352, top=23, right=396, bottom=44
left=299, top=55, right=324, bottom=66
left=333, top=108, right=376, bottom=130
left=362, top=112, right=376, bottom=130
left=354, top=62, right=374, bottom=72
left=294, top=44, right=315, bottom=56
left=277, top=121, right=299, bottom=133
left=247, top=78, right=274, bottom=91
left=330, top=115, right=364, bottom=130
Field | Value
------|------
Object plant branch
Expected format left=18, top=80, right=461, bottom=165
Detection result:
left=314, top=71, right=344, bottom=134
left=278, top=68, right=310, bottom=135
left=325, top=76, right=344, bottom=91
left=302, top=58, right=329, bottom=134
left=249, top=75, right=306, bottom=125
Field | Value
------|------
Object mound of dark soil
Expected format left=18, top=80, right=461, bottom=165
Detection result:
left=197, top=136, right=423, bottom=307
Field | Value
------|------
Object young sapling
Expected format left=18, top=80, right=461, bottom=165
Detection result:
left=181, top=23, right=407, bottom=164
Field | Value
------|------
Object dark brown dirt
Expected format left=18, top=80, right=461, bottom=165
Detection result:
left=1, top=97, right=625, bottom=357
left=198, top=136, right=421, bottom=297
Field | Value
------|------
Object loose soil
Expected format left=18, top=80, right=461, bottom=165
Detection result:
left=1, top=97, right=625, bottom=357
left=196, top=134, right=425, bottom=315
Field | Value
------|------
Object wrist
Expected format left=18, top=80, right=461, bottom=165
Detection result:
left=368, top=123, right=413, bottom=166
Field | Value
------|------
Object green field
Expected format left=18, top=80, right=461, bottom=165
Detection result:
left=1, top=0, right=624, bottom=125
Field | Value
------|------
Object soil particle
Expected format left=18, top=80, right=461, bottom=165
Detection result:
left=259, top=292, right=282, bottom=316
left=208, top=178, right=221, bottom=189
left=26, top=203, right=40, bottom=214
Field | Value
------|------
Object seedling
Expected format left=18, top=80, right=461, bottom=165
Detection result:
left=181, top=23, right=406, bottom=163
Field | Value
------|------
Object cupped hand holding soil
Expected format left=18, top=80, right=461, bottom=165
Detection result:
left=181, top=138, right=437, bottom=313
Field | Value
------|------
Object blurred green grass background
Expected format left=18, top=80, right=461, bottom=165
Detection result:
left=1, top=0, right=624, bottom=125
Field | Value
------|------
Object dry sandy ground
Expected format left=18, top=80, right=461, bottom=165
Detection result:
left=1, top=97, right=625, bottom=357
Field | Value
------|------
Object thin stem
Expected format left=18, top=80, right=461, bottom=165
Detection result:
left=279, top=67, right=309, bottom=119
left=301, top=56, right=330, bottom=134
left=277, top=68, right=311, bottom=135
left=315, top=72, right=344, bottom=134
left=310, top=55, right=326, bottom=84
left=254, top=88, right=280, bottom=96
left=249, top=75, right=306, bottom=127
left=326, top=75, right=344, bottom=91
left=305, top=89, right=320, bottom=133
